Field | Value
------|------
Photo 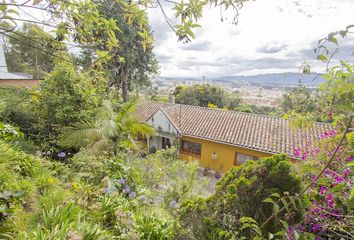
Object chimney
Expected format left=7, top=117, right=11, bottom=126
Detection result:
left=168, top=92, right=175, bottom=104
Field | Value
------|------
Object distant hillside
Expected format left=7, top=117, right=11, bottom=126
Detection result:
left=161, top=72, right=325, bottom=87
left=212, top=72, right=324, bottom=86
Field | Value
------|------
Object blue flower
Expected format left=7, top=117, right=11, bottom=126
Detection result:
left=116, top=178, right=126, bottom=185
left=123, top=186, right=131, bottom=194
left=137, top=194, right=147, bottom=203
left=169, top=200, right=178, bottom=208
left=57, top=152, right=66, bottom=158
left=151, top=197, right=158, bottom=204
left=137, top=194, right=146, bottom=200
left=129, top=192, right=136, bottom=198
left=103, top=187, right=112, bottom=195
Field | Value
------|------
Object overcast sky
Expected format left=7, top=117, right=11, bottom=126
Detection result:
left=147, top=0, right=354, bottom=78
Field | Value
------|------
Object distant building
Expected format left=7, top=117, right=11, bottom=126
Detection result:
left=241, top=96, right=279, bottom=107
left=0, top=42, right=41, bottom=88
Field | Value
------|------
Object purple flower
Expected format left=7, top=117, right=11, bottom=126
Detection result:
left=325, top=194, right=334, bottom=208
left=324, top=169, right=332, bottom=176
left=169, top=200, right=178, bottom=208
left=103, top=187, right=112, bottom=195
left=311, top=223, right=320, bottom=232
left=58, top=151, right=66, bottom=158
left=294, top=148, right=301, bottom=158
left=116, top=178, right=126, bottom=185
left=123, top=186, right=131, bottom=194
left=319, top=186, right=327, bottom=194
left=341, top=169, right=350, bottom=176
left=334, top=176, right=344, bottom=183
left=137, top=194, right=147, bottom=202
left=151, top=197, right=158, bottom=204
left=128, top=192, right=136, bottom=198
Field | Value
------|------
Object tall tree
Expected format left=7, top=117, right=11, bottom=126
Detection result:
left=4, top=23, right=58, bottom=78
left=34, top=61, right=99, bottom=151
left=80, top=0, right=159, bottom=102
left=280, top=85, right=317, bottom=114
left=174, top=84, right=240, bottom=108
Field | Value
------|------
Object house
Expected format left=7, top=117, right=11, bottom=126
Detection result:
left=133, top=101, right=330, bottom=173
left=0, top=42, right=40, bottom=88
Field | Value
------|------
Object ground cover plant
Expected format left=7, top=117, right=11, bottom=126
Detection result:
left=0, top=131, right=203, bottom=239
left=0, top=0, right=353, bottom=239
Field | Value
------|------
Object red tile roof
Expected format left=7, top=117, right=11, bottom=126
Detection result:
left=133, top=101, right=330, bottom=158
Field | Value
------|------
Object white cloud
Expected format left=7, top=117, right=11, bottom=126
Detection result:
left=148, top=0, right=354, bottom=78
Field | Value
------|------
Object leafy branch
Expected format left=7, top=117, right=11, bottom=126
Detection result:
left=260, top=114, right=353, bottom=230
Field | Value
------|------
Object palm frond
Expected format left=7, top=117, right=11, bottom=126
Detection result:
left=96, top=100, right=116, bottom=121
left=117, top=136, right=136, bottom=150
left=97, top=119, right=118, bottom=138
left=128, top=122, right=156, bottom=138
left=90, top=138, right=114, bottom=154
left=116, top=99, right=137, bottom=123
left=59, top=120, right=104, bottom=148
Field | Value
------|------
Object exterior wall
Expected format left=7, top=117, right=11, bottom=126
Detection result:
left=0, top=79, right=41, bottom=88
left=147, top=109, right=178, bottom=150
left=179, top=136, right=271, bottom=173
left=150, top=136, right=163, bottom=149
left=147, top=109, right=178, bottom=136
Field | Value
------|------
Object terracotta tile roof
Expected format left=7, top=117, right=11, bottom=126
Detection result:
left=134, top=101, right=331, bottom=158
left=132, top=101, right=175, bottom=122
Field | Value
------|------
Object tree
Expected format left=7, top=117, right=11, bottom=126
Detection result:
left=33, top=61, right=99, bottom=151
left=0, top=0, right=123, bottom=74
left=59, top=100, right=156, bottom=152
left=76, top=0, right=159, bottom=102
left=234, top=104, right=283, bottom=116
left=318, top=60, right=353, bottom=123
left=4, top=23, right=58, bottom=78
left=280, top=85, right=317, bottom=114
left=174, top=84, right=240, bottom=108
left=178, top=154, right=303, bottom=239
left=285, top=26, right=354, bottom=127
left=0, top=88, right=37, bottom=140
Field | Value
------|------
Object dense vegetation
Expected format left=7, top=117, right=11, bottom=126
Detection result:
left=173, top=84, right=282, bottom=116
left=0, top=136, right=200, bottom=239
left=0, top=0, right=353, bottom=239
left=1, top=68, right=353, bottom=238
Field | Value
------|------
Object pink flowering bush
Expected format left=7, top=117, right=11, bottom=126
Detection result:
left=291, top=129, right=354, bottom=239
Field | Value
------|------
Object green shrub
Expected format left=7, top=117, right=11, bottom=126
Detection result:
left=178, top=154, right=303, bottom=239
left=33, top=62, right=99, bottom=151
left=0, top=142, right=112, bottom=239
left=134, top=214, right=174, bottom=240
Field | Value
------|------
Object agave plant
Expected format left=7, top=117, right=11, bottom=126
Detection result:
left=59, top=100, right=155, bottom=152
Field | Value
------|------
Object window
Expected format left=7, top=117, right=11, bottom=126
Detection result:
left=234, top=153, right=258, bottom=165
left=181, top=140, right=201, bottom=156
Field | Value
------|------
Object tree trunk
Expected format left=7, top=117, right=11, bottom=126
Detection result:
left=121, top=67, right=129, bottom=102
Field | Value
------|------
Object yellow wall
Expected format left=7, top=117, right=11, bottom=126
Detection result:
left=179, top=136, right=271, bottom=173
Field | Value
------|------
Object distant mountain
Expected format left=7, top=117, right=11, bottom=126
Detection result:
left=161, top=72, right=325, bottom=87
left=212, top=72, right=324, bottom=86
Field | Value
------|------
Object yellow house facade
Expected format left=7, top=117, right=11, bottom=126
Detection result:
left=179, top=136, right=271, bottom=173
left=133, top=101, right=330, bottom=173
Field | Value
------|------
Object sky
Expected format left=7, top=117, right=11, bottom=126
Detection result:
left=147, top=0, right=354, bottom=78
